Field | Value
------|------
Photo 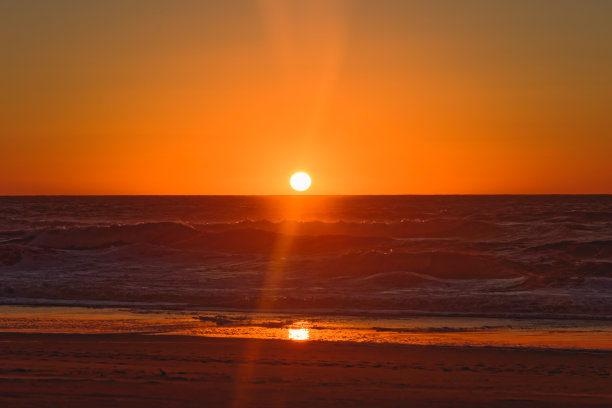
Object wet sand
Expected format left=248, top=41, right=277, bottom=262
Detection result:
left=0, top=333, right=610, bottom=407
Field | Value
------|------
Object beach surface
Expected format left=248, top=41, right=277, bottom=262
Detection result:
left=0, top=333, right=610, bottom=408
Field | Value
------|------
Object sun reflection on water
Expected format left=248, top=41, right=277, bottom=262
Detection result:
left=287, top=321, right=310, bottom=341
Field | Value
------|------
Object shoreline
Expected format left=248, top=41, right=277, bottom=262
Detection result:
left=1, top=305, right=611, bottom=351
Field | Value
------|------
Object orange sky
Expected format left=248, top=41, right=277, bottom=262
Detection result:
left=1, top=0, right=611, bottom=194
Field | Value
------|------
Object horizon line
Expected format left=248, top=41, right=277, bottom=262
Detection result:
left=1, top=193, right=611, bottom=197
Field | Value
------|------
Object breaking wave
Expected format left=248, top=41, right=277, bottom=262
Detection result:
left=1, top=196, right=611, bottom=318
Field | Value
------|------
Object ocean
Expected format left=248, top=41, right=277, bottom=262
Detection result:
left=1, top=195, right=611, bottom=348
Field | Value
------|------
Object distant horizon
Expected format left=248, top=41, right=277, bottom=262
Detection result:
left=2, top=193, right=611, bottom=197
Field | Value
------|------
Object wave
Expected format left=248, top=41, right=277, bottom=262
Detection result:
left=554, top=210, right=612, bottom=223
left=21, top=222, right=391, bottom=255
left=525, top=240, right=612, bottom=259
left=1, top=197, right=610, bottom=318
left=306, top=251, right=524, bottom=281
left=196, top=218, right=505, bottom=239
left=7, top=221, right=609, bottom=280
left=28, top=222, right=201, bottom=249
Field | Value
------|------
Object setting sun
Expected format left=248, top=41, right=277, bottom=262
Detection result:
left=290, top=172, right=311, bottom=192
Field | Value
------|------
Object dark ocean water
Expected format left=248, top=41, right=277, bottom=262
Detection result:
left=1, top=196, right=611, bottom=318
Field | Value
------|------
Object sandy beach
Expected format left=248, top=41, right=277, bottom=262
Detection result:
left=0, top=333, right=610, bottom=407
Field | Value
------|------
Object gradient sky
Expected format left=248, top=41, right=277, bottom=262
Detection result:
left=1, top=0, right=611, bottom=194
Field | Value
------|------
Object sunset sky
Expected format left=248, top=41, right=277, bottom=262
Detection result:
left=1, top=0, right=611, bottom=194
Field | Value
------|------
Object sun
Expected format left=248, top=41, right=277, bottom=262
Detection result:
left=290, top=172, right=311, bottom=192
